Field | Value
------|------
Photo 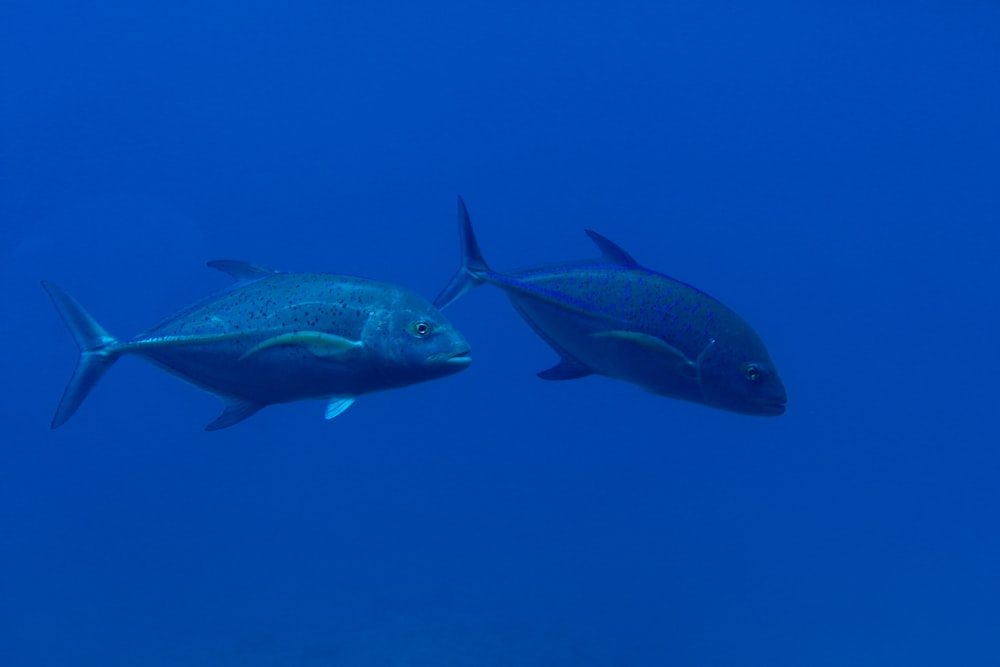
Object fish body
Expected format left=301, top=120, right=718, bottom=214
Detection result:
left=435, top=198, right=786, bottom=416
left=44, top=261, right=471, bottom=430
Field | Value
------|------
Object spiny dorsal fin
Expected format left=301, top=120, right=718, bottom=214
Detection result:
left=207, top=260, right=277, bottom=282
left=584, top=230, right=638, bottom=266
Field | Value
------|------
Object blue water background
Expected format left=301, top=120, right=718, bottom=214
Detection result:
left=2, top=2, right=998, bottom=664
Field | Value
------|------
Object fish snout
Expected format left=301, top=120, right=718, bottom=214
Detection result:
left=755, top=387, right=788, bottom=416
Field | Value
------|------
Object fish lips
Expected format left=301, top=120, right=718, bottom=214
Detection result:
left=753, top=393, right=787, bottom=415
left=758, top=401, right=787, bottom=416
left=427, top=348, right=473, bottom=369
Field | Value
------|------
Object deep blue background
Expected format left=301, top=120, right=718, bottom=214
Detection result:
left=2, top=2, right=998, bottom=664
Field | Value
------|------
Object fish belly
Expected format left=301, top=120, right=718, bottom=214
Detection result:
left=138, top=344, right=365, bottom=405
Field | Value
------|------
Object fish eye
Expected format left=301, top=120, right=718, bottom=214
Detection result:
left=411, top=321, right=431, bottom=337
left=743, top=363, right=763, bottom=382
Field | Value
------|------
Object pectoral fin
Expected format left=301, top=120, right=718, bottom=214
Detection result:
left=590, top=330, right=699, bottom=378
left=240, top=332, right=363, bottom=361
left=205, top=398, right=264, bottom=431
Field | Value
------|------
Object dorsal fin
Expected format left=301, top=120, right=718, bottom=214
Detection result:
left=207, top=260, right=277, bottom=282
left=584, top=230, right=638, bottom=266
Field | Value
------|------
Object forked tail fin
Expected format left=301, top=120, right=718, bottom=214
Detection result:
left=41, top=281, right=121, bottom=428
left=433, top=196, right=490, bottom=310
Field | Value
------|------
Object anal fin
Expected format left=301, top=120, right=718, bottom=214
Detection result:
left=537, top=357, right=593, bottom=381
left=206, top=398, right=264, bottom=431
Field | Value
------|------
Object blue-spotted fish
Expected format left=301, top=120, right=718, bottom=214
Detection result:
left=435, top=198, right=786, bottom=416
left=43, top=261, right=471, bottom=430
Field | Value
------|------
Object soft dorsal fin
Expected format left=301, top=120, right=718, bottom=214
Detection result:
left=584, top=230, right=638, bottom=266
left=207, top=260, right=277, bottom=282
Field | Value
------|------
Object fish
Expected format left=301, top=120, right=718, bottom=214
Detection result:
left=434, top=197, right=786, bottom=416
left=43, top=260, right=472, bottom=430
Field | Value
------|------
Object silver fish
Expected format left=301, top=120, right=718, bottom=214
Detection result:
left=43, top=260, right=471, bottom=430
left=435, top=197, right=786, bottom=416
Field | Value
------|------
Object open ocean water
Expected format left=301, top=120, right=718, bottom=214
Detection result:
left=1, top=2, right=998, bottom=665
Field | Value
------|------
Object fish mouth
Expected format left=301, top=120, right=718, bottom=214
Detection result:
left=757, top=400, right=787, bottom=416
left=428, top=348, right=472, bottom=367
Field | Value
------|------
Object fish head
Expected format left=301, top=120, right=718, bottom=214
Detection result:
left=696, top=335, right=787, bottom=416
left=362, top=301, right=472, bottom=385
